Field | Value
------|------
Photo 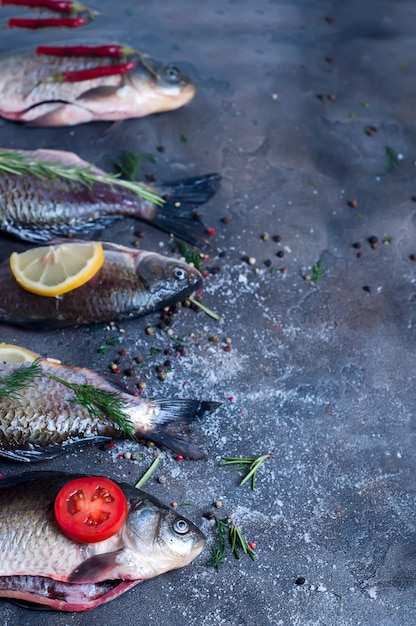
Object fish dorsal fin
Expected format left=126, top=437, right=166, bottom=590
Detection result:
left=69, top=550, right=124, bottom=584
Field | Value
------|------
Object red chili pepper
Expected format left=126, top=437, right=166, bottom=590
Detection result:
left=36, top=44, right=136, bottom=58
left=2, top=0, right=85, bottom=12
left=48, top=61, right=137, bottom=83
left=8, top=16, right=87, bottom=28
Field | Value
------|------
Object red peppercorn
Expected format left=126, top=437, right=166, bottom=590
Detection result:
left=248, top=541, right=257, bottom=550
left=176, top=454, right=184, bottom=461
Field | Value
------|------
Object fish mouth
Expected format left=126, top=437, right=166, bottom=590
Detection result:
left=0, top=575, right=141, bottom=612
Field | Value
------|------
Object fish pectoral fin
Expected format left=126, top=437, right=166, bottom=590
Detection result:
left=0, top=445, right=64, bottom=462
left=76, top=85, right=121, bottom=102
left=25, top=104, right=95, bottom=127
left=69, top=550, right=124, bottom=584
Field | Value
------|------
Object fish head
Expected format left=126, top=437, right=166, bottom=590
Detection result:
left=127, top=54, right=196, bottom=113
left=137, top=252, right=202, bottom=310
left=123, top=493, right=205, bottom=577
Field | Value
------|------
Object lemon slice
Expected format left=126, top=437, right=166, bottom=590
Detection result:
left=10, top=242, right=104, bottom=297
left=0, top=343, right=39, bottom=363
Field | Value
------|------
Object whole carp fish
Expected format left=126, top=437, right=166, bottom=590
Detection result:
left=0, top=48, right=195, bottom=126
left=0, top=357, right=220, bottom=461
left=0, top=148, right=221, bottom=247
left=0, top=240, right=202, bottom=328
left=0, top=471, right=205, bottom=611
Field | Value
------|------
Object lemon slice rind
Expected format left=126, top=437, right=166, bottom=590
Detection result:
left=0, top=343, right=39, bottom=363
left=10, top=242, right=104, bottom=297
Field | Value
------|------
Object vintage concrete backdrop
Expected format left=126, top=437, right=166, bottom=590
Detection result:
left=0, top=0, right=415, bottom=624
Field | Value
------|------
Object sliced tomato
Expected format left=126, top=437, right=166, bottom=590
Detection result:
left=54, top=476, right=128, bottom=543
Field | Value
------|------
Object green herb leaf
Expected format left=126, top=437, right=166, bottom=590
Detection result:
left=0, top=151, right=163, bottom=206
left=207, top=517, right=229, bottom=569
left=385, top=146, right=400, bottom=172
left=228, top=519, right=256, bottom=561
left=189, top=296, right=221, bottom=321
left=0, top=357, right=43, bottom=398
left=48, top=373, right=136, bottom=440
left=208, top=516, right=256, bottom=567
left=114, top=150, right=142, bottom=182
left=220, top=454, right=273, bottom=490
left=175, top=240, right=202, bottom=270
left=310, top=258, right=325, bottom=284
left=135, top=455, right=161, bottom=489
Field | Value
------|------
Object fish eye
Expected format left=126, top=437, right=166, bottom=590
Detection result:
left=164, top=66, right=181, bottom=84
left=173, top=267, right=187, bottom=281
left=173, top=518, right=189, bottom=534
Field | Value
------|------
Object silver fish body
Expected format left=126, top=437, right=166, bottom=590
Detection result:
left=0, top=240, right=202, bottom=328
left=0, top=50, right=195, bottom=126
left=0, top=359, right=219, bottom=461
left=0, top=149, right=221, bottom=247
left=0, top=471, right=205, bottom=611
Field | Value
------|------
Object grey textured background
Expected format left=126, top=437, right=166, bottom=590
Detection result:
left=0, top=1, right=415, bottom=624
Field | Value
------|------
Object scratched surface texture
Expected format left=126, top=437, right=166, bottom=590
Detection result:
left=0, top=1, right=416, bottom=624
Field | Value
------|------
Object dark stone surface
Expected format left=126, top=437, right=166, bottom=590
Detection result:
left=0, top=1, right=415, bottom=624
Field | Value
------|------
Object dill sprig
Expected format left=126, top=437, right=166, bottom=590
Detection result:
left=134, top=455, right=162, bottom=489
left=310, top=258, right=325, bottom=284
left=220, top=454, right=273, bottom=490
left=0, top=357, right=43, bottom=399
left=0, top=359, right=136, bottom=440
left=208, top=516, right=256, bottom=568
left=207, top=516, right=229, bottom=569
left=46, top=373, right=136, bottom=440
left=176, top=241, right=202, bottom=270
left=0, top=151, right=163, bottom=206
left=114, top=150, right=142, bottom=182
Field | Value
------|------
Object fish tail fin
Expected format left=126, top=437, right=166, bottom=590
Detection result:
left=150, top=173, right=221, bottom=248
left=141, top=399, right=221, bottom=459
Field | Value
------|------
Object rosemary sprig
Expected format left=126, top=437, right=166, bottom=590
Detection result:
left=0, top=358, right=43, bottom=399
left=134, top=455, right=161, bottom=489
left=220, top=454, right=273, bottom=490
left=46, top=373, right=136, bottom=440
left=229, top=519, right=256, bottom=561
left=0, top=151, right=163, bottom=206
left=188, top=296, right=221, bottom=321
left=208, top=516, right=256, bottom=568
